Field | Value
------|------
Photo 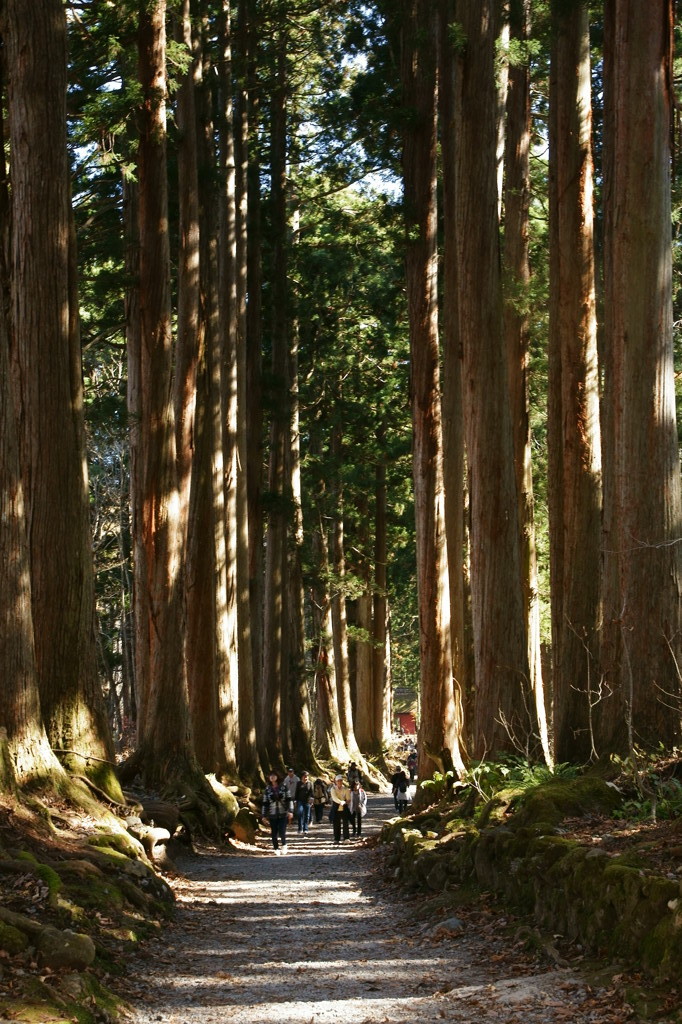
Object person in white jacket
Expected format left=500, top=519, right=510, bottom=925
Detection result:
left=329, top=774, right=351, bottom=844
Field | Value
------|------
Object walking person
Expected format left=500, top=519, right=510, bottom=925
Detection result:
left=347, top=779, right=367, bottom=837
left=282, top=767, right=299, bottom=804
left=312, top=776, right=328, bottom=824
left=395, top=769, right=410, bottom=815
left=391, top=767, right=408, bottom=811
left=295, top=770, right=314, bottom=834
left=329, top=774, right=351, bottom=845
left=261, top=771, right=293, bottom=855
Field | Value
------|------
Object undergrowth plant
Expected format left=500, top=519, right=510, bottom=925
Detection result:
left=418, top=755, right=581, bottom=807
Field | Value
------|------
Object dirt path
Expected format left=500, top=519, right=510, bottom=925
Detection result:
left=122, top=795, right=645, bottom=1024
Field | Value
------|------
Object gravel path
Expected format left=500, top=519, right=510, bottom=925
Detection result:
left=122, top=795, right=646, bottom=1024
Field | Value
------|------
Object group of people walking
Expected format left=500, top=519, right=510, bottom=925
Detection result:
left=260, top=762, right=367, bottom=855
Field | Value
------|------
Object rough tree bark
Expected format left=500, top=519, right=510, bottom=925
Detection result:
left=600, top=0, right=681, bottom=753
left=455, top=0, right=530, bottom=758
left=133, top=0, right=195, bottom=783
left=504, top=0, right=550, bottom=763
left=401, top=0, right=465, bottom=777
left=3, top=0, right=118, bottom=794
left=548, top=0, right=602, bottom=763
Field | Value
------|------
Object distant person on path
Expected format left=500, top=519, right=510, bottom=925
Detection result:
left=283, top=767, right=299, bottom=804
left=407, top=750, right=417, bottom=782
left=347, top=761, right=362, bottom=786
left=347, top=779, right=367, bottom=837
left=261, top=771, right=293, bottom=855
left=312, top=776, right=328, bottom=824
left=295, top=771, right=314, bottom=834
left=329, top=774, right=351, bottom=844
left=395, top=771, right=410, bottom=815
left=391, top=767, right=408, bottom=811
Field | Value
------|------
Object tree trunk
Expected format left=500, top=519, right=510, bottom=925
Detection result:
left=232, top=0, right=259, bottom=781
left=548, top=0, right=602, bottom=763
left=217, top=0, right=240, bottom=776
left=135, top=0, right=194, bottom=782
left=351, top=500, right=376, bottom=753
left=455, top=0, right=530, bottom=759
left=0, top=142, right=58, bottom=784
left=372, top=455, right=392, bottom=749
left=439, top=0, right=468, bottom=754
left=3, top=0, right=117, bottom=789
left=504, top=0, right=551, bottom=763
left=285, top=307, right=316, bottom=766
left=600, top=0, right=681, bottom=753
left=261, top=30, right=288, bottom=768
left=174, top=0, right=200, bottom=543
left=311, top=508, right=348, bottom=763
left=244, top=0, right=265, bottom=768
left=401, top=0, right=465, bottom=777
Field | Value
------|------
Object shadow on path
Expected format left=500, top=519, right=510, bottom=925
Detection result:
left=123, top=793, right=643, bottom=1024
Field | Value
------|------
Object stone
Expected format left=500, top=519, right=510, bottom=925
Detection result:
left=37, top=927, right=96, bottom=970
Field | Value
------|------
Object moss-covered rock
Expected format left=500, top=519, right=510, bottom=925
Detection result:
left=37, top=926, right=96, bottom=970
left=231, top=806, right=259, bottom=844
left=382, top=773, right=681, bottom=982
left=0, top=920, right=29, bottom=955
left=206, top=775, right=240, bottom=821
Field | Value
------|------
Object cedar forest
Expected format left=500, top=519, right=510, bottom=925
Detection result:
left=1, top=0, right=681, bottom=824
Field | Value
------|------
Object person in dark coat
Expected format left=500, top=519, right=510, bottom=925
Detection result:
left=295, top=770, right=314, bottom=834
left=261, top=771, right=293, bottom=855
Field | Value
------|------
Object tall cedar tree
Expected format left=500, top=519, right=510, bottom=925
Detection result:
left=3, top=0, right=118, bottom=790
left=548, top=0, right=602, bottom=762
left=503, top=0, right=550, bottom=763
left=455, top=0, right=531, bottom=758
left=133, top=0, right=195, bottom=781
left=439, top=0, right=469, bottom=748
left=0, top=177, right=59, bottom=785
left=400, top=0, right=465, bottom=777
left=261, top=14, right=290, bottom=769
left=600, top=0, right=682, bottom=753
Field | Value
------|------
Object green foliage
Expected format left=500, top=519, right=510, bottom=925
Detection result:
left=610, top=748, right=682, bottom=821
left=419, top=756, right=581, bottom=809
left=419, top=770, right=456, bottom=803
left=463, top=755, right=580, bottom=802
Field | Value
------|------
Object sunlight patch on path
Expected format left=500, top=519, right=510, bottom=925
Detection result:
left=125, top=798, right=607, bottom=1024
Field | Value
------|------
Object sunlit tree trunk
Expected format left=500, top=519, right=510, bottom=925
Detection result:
left=439, top=0, right=468, bottom=754
left=217, top=0, right=240, bottom=775
left=455, top=0, right=530, bottom=758
left=372, top=454, right=392, bottom=748
left=401, top=0, right=465, bottom=778
left=0, top=165, right=58, bottom=785
left=235, top=0, right=259, bottom=780
left=261, top=28, right=288, bottom=767
left=600, top=0, right=681, bottom=753
left=548, top=0, right=602, bottom=763
left=286, top=311, right=315, bottom=765
left=174, top=0, right=200, bottom=543
left=135, top=0, right=194, bottom=781
left=504, top=0, right=550, bottom=763
left=350, top=494, right=379, bottom=753
left=243, top=0, right=266, bottom=769
left=311, top=507, right=348, bottom=763
left=4, top=0, right=117, bottom=787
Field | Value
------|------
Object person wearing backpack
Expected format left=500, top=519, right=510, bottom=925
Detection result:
left=312, top=777, right=328, bottom=824
left=396, top=769, right=410, bottom=815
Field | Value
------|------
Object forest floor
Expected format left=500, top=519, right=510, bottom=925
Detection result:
left=117, top=794, right=680, bottom=1024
